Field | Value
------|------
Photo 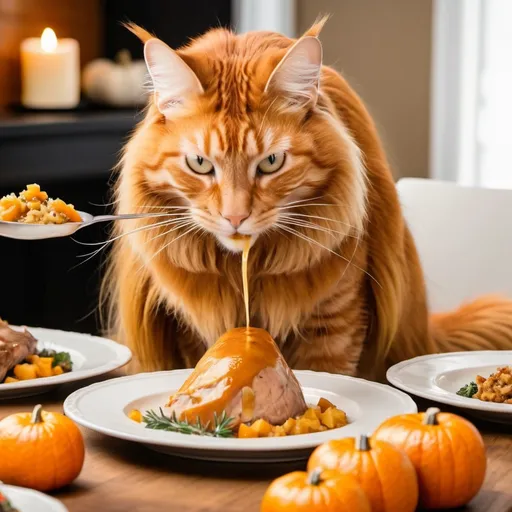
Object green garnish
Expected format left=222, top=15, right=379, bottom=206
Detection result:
left=142, top=408, right=235, bottom=438
left=456, top=381, right=478, bottom=398
left=38, top=349, right=73, bottom=372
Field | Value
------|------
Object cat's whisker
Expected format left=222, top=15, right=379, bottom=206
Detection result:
left=280, top=212, right=359, bottom=231
left=279, top=218, right=341, bottom=238
left=134, top=205, right=191, bottom=211
left=280, top=195, right=324, bottom=207
left=138, top=224, right=203, bottom=273
left=275, top=223, right=381, bottom=286
left=74, top=215, right=191, bottom=247
left=144, top=219, right=197, bottom=245
left=277, top=203, right=340, bottom=210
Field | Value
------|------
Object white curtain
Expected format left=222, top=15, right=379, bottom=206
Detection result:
left=431, top=0, right=512, bottom=188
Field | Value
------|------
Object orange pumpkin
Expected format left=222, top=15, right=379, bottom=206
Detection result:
left=308, top=434, right=418, bottom=512
left=261, top=468, right=371, bottom=512
left=0, top=404, right=85, bottom=491
left=373, top=407, right=487, bottom=509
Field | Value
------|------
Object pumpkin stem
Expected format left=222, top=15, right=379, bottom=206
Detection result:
left=116, top=49, right=132, bottom=66
left=31, top=404, right=44, bottom=424
left=356, top=434, right=371, bottom=451
left=424, top=407, right=441, bottom=425
left=307, top=468, right=323, bottom=486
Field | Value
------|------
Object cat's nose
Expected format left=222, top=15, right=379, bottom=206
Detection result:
left=222, top=213, right=250, bottom=228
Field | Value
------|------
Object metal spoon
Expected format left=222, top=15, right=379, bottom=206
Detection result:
left=0, top=212, right=168, bottom=240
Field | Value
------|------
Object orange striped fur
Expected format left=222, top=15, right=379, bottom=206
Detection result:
left=103, top=18, right=512, bottom=380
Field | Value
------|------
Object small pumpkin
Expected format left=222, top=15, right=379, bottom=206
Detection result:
left=260, top=468, right=371, bottom=512
left=308, top=434, right=418, bottom=512
left=82, top=49, right=148, bottom=107
left=0, top=404, right=85, bottom=491
left=373, top=407, right=487, bottom=509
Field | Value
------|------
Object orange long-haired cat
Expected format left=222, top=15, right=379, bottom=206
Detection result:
left=103, top=17, right=512, bottom=380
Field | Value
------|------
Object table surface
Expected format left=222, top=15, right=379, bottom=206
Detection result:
left=1, top=371, right=511, bottom=512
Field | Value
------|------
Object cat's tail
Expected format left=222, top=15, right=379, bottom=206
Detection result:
left=429, top=295, right=512, bottom=352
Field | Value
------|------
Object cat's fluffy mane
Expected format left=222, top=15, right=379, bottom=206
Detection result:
left=103, top=17, right=512, bottom=379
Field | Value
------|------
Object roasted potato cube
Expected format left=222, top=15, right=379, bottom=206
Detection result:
left=3, top=377, right=19, bottom=384
left=293, top=418, right=317, bottom=435
left=20, top=183, right=48, bottom=202
left=52, top=365, right=64, bottom=376
left=238, top=423, right=258, bottom=438
left=332, top=408, right=348, bottom=427
left=251, top=419, right=273, bottom=437
left=26, top=354, right=40, bottom=364
left=13, top=363, right=37, bottom=380
left=282, top=418, right=296, bottom=434
left=272, top=426, right=286, bottom=437
left=35, top=357, right=54, bottom=378
left=317, top=397, right=336, bottom=412
left=128, top=409, right=143, bottom=423
left=303, top=407, right=322, bottom=420
left=320, top=407, right=336, bottom=429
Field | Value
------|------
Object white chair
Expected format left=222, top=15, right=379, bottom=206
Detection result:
left=396, top=178, right=512, bottom=313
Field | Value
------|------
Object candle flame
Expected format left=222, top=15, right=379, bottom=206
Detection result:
left=41, top=27, right=57, bottom=53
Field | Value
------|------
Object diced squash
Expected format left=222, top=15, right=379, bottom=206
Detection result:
left=52, top=365, right=64, bottom=376
left=26, top=354, right=40, bottom=364
left=20, top=184, right=48, bottom=202
left=4, top=377, right=19, bottom=384
left=35, top=357, right=54, bottom=378
left=320, top=407, right=336, bottom=429
left=302, top=418, right=322, bottom=432
left=331, top=408, right=348, bottom=427
left=317, top=397, right=336, bottom=412
left=272, top=426, right=286, bottom=437
left=128, top=409, right=143, bottom=423
left=51, top=199, right=82, bottom=222
left=13, top=363, right=38, bottom=380
left=0, top=197, right=22, bottom=222
left=282, top=418, right=296, bottom=434
left=303, top=407, right=321, bottom=421
left=238, top=423, right=258, bottom=438
left=293, top=418, right=313, bottom=435
left=251, top=418, right=273, bottom=437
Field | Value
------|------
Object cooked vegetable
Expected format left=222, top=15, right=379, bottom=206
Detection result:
left=308, top=434, right=419, bottom=512
left=38, top=349, right=73, bottom=372
left=456, top=381, right=478, bottom=398
left=128, top=409, right=142, bottom=423
left=0, top=404, right=85, bottom=491
left=261, top=468, right=372, bottom=512
left=373, top=407, right=487, bottom=509
left=143, top=408, right=235, bottom=438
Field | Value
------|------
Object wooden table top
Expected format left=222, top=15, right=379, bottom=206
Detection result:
left=1, top=371, right=511, bottom=512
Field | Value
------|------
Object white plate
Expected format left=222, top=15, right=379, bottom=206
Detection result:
left=1, top=484, right=68, bottom=512
left=0, top=327, right=132, bottom=399
left=64, top=369, right=417, bottom=462
left=387, top=351, right=512, bottom=424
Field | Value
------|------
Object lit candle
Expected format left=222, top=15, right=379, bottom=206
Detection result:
left=20, top=28, right=80, bottom=109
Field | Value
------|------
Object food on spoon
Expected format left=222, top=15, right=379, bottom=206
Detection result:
left=0, top=489, right=19, bottom=512
left=0, top=320, right=73, bottom=384
left=373, top=407, right=486, bottom=509
left=166, top=327, right=307, bottom=429
left=0, top=404, right=85, bottom=492
left=0, top=183, right=81, bottom=224
left=456, top=366, right=512, bottom=403
left=0, top=319, right=37, bottom=382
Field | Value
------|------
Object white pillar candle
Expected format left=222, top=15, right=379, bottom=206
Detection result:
left=20, top=28, right=80, bottom=109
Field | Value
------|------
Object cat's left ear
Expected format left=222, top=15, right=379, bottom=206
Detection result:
left=264, top=36, right=323, bottom=110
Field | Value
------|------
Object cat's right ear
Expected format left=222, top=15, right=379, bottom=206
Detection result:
left=144, top=38, right=204, bottom=117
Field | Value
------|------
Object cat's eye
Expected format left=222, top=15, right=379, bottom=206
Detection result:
left=257, top=152, right=286, bottom=175
left=185, top=155, right=214, bottom=175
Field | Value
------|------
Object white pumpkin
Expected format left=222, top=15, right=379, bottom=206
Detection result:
left=82, top=50, right=148, bottom=107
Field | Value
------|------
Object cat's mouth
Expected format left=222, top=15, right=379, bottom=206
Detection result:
left=217, top=233, right=256, bottom=252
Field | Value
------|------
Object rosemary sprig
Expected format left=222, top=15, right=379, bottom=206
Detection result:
left=142, top=408, right=235, bottom=438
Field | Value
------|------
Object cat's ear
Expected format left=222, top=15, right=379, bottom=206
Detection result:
left=264, top=36, right=322, bottom=110
left=144, top=38, right=204, bottom=117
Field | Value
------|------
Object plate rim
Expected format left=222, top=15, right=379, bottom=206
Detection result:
left=0, top=326, right=132, bottom=392
left=387, top=350, right=512, bottom=414
left=63, top=369, right=418, bottom=453
left=1, top=484, right=68, bottom=511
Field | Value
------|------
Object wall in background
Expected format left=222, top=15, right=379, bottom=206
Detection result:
left=298, top=0, right=432, bottom=179
left=0, top=0, right=102, bottom=109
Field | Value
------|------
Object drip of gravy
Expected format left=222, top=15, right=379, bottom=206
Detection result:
left=242, top=237, right=251, bottom=328
left=167, top=327, right=279, bottom=425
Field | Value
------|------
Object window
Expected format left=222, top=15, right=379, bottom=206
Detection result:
left=431, top=0, right=512, bottom=188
